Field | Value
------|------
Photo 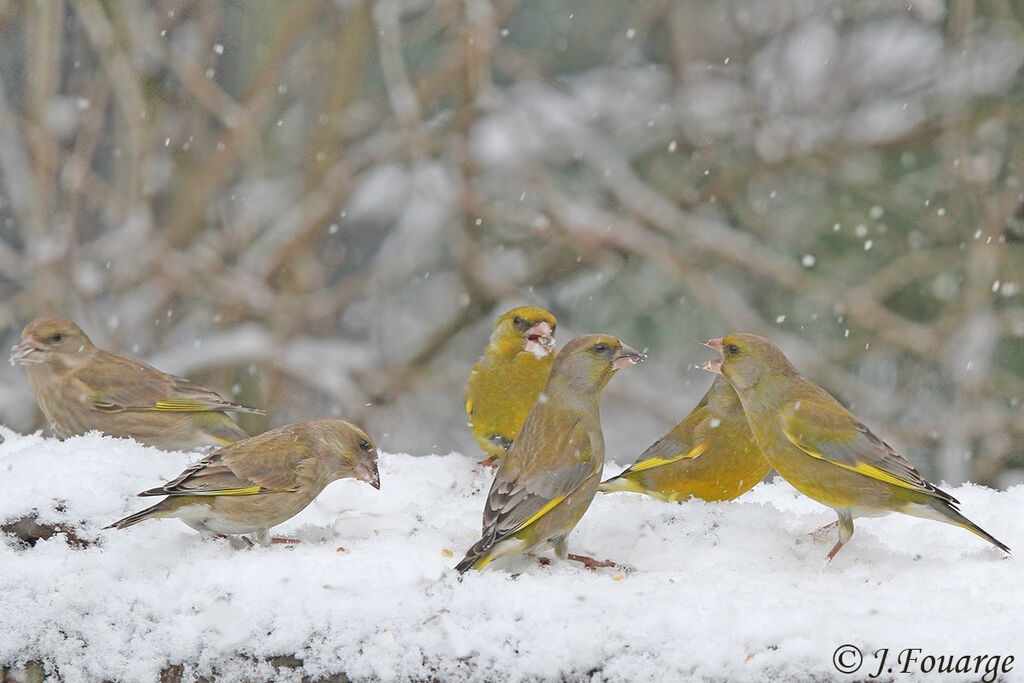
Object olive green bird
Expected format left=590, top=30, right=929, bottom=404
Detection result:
left=465, top=306, right=557, bottom=465
left=600, top=375, right=771, bottom=502
left=702, top=333, right=1010, bottom=560
left=106, top=418, right=380, bottom=546
left=456, top=334, right=645, bottom=572
left=10, top=317, right=262, bottom=451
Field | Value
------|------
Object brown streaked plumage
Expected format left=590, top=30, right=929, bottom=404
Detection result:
left=105, top=418, right=381, bottom=546
left=11, top=317, right=261, bottom=450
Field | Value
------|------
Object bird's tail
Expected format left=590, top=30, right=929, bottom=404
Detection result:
left=104, top=499, right=178, bottom=530
left=455, top=532, right=530, bottom=573
left=455, top=538, right=494, bottom=573
left=919, top=499, right=1011, bottom=555
left=597, top=474, right=645, bottom=495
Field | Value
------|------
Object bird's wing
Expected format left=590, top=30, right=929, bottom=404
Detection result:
left=779, top=398, right=953, bottom=502
left=620, top=398, right=710, bottom=474
left=79, top=351, right=263, bottom=414
left=143, top=431, right=307, bottom=497
left=480, top=420, right=596, bottom=543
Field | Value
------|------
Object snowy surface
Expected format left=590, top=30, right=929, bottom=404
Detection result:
left=0, top=429, right=1020, bottom=682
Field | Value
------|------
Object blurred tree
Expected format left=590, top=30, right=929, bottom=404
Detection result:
left=0, top=0, right=1022, bottom=487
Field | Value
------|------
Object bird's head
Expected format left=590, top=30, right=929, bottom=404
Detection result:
left=492, top=306, right=557, bottom=359
left=550, top=333, right=646, bottom=393
left=11, top=318, right=95, bottom=368
left=699, top=333, right=796, bottom=391
left=320, top=419, right=381, bottom=490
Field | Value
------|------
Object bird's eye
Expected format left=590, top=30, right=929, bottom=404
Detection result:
left=358, top=438, right=372, bottom=452
left=593, top=343, right=608, bottom=355
left=726, top=344, right=740, bottom=356
left=49, top=333, right=63, bottom=343
left=512, top=316, right=527, bottom=330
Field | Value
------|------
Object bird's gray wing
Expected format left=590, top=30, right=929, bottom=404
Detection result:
left=480, top=419, right=596, bottom=544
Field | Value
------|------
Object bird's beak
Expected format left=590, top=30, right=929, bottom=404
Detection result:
left=702, top=338, right=724, bottom=352
left=612, top=343, right=647, bottom=370
left=10, top=337, right=46, bottom=365
left=358, top=461, right=381, bottom=490
left=699, top=358, right=723, bottom=374
left=699, top=338, right=724, bottom=374
left=524, top=321, right=556, bottom=358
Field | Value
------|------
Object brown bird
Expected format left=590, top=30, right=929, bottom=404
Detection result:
left=11, top=317, right=261, bottom=450
left=456, top=334, right=645, bottom=572
left=105, top=418, right=381, bottom=546
left=599, top=375, right=771, bottom=502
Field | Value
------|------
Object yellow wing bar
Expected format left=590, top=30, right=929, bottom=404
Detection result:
left=625, top=442, right=708, bottom=474
left=783, top=427, right=925, bottom=493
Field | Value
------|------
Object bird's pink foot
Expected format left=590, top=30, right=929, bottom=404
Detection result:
left=810, top=521, right=838, bottom=542
left=567, top=553, right=617, bottom=570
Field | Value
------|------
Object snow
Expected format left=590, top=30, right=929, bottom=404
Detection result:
left=1, top=429, right=1020, bottom=682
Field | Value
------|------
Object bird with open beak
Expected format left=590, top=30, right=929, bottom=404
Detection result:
left=106, top=419, right=381, bottom=547
left=11, top=317, right=262, bottom=451
left=701, top=333, right=1009, bottom=560
left=457, top=334, right=646, bottom=572
left=465, top=307, right=558, bottom=466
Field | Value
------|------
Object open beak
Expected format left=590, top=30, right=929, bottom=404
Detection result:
left=612, top=343, right=647, bottom=370
left=699, top=358, right=723, bottom=374
left=699, top=338, right=724, bottom=374
left=702, top=338, right=724, bottom=353
left=10, top=337, right=46, bottom=365
left=359, top=461, right=381, bottom=490
left=524, top=321, right=556, bottom=358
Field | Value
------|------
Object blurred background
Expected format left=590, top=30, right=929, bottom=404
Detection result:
left=0, top=0, right=1022, bottom=488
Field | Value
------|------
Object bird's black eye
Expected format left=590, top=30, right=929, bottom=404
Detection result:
left=593, top=343, right=608, bottom=355
left=726, top=344, right=740, bottom=356
left=512, top=316, right=528, bottom=331
left=49, top=333, right=63, bottom=343
left=358, top=438, right=372, bottom=452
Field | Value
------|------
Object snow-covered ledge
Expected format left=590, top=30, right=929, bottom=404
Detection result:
left=0, top=430, right=1018, bottom=682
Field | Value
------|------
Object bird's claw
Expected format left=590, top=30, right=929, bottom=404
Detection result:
left=809, top=521, right=839, bottom=543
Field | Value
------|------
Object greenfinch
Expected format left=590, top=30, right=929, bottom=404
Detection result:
left=456, top=334, right=645, bottom=572
left=599, top=375, right=771, bottom=502
left=105, top=418, right=380, bottom=546
left=702, top=333, right=1010, bottom=559
left=465, top=306, right=557, bottom=465
left=10, top=317, right=261, bottom=451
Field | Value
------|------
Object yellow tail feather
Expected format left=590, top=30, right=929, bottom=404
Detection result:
left=598, top=475, right=646, bottom=494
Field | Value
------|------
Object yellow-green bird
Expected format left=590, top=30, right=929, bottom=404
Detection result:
left=10, top=317, right=262, bottom=451
left=456, top=334, right=645, bottom=572
left=702, top=333, right=1010, bottom=559
left=106, top=418, right=380, bottom=546
left=465, top=306, right=557, bottom=465
left=599, top=375, right=771, bottom=502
